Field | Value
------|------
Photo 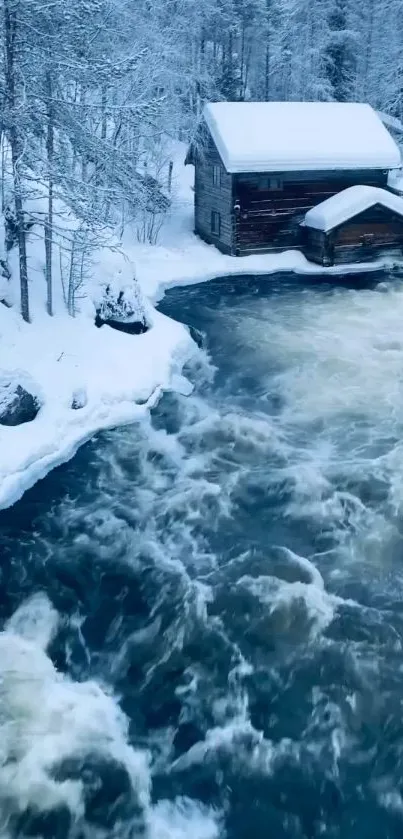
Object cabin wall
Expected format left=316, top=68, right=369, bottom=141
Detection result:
left=194, top=135, right=233, bottom=253
left=303, top=205, right=403, bottom=265
left=333, top=205, right=403, bottom=263
left=300, top=226, right=328, bottom=265
left=233, top=170, right=388, bottom=256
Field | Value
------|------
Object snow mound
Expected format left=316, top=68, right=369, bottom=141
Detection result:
left=95, top=280, right=150, bottom=329
left=0, top=371, right=42, bottom=427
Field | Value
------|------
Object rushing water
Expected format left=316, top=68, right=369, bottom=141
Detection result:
left=2, top=270, right=403, bottom=838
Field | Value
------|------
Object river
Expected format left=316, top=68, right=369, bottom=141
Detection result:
left=1, top=270, right=403, bottom=838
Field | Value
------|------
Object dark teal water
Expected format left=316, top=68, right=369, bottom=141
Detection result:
left=2, top=272, right=403, bottom=838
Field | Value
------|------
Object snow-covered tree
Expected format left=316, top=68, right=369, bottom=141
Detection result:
left=324, top=0, right=356, bottom=101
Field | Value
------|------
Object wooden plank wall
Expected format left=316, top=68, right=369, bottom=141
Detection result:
left=194, top=136, right=233, bottom=252
left=300, top=226, right=325, bottom=264
left=233, top=171, right=388, bottom=255
left=332, top=243, right=403, bottom=265
left=302, top=205, right=403, bottom=265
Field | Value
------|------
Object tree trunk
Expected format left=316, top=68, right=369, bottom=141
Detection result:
left=45, top=69, right=54, bottom=316
left=81, top=85, right=88, bottom=184
left=4, top=0, right=30, bottom=322
left=240, top=22, right=245, bottom=100
left=242, top=44, right=251, bottom=100
left=14, top=183, right=30, bottom=322
left=362, top=0, right=375, bottom=100
left=265, top=41, right=270, bottom=100
left=67, top=233, right=77, bottom=317
left=1, top=136, right=6, bottom=212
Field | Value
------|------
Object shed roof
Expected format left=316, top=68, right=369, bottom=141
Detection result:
left=203, top=102, right=401, bottom=174
left=304, top=185, right=403, bottom=232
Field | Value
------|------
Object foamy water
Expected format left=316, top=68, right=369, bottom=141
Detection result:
left=0, top=593, right=222, bottom=838
left=1, top=272, right=403, bottom=837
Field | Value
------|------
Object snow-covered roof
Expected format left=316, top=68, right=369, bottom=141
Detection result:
left=304, top=185, right=403, bottom=232
left=203, top=102, right=401, bottom=174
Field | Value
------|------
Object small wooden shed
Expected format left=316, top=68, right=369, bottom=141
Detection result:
left=186, top=102, right=401, bottom=256
left=301, top=186, right=403, bottom=266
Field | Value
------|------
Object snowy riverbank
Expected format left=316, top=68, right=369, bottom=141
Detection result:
left=0, top=304, right=193, bottom=510
left=0, top=150, right=401, bottom=511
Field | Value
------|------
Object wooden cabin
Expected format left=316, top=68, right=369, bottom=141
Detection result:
left=186, top=102, right=401, bottom=257
left=301, top=186, right=403, bottom=266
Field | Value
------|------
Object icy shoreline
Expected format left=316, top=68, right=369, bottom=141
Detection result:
left=138, top=246, right=397, bottom=305
left=0, top=306, right=193, bottom=510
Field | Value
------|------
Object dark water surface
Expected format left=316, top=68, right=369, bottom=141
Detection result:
left=2, top=271, right=403, bottom=838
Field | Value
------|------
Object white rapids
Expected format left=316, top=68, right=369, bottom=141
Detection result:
left=0, top=594, right=221, bottom=839
left=2, top=273, right=403, bottom=837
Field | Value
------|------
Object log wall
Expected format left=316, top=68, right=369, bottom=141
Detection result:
left=194, top=135, right=233, bottom=253
left=233, top=170, right=388, bottom=256
left=302, top=205, right=403, bottom=265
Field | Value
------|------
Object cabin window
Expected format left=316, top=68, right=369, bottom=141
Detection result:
left=211, top=210, right=221, bottom=236
left=213, top=165, right=221, bottom=187
left=269, top=177, right=283, bottom=191
left=255, top=176, right=283, bottom=191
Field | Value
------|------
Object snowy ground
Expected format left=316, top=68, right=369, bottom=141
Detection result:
left=0, top=144, right=400, bottom=510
